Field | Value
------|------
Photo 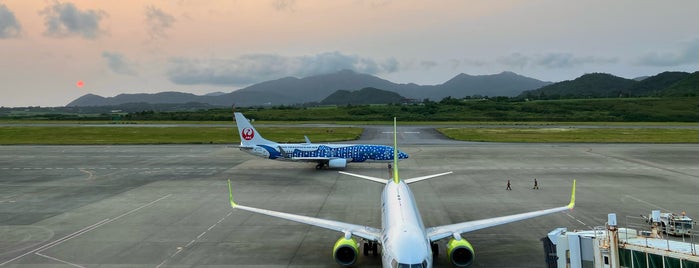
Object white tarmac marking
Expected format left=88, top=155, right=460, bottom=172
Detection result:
left=79, top=169, right=94, bottom=180
left=155, top=211, right=233, bottom=268
left=35, top=252, right=85, bottom=268
left=623, top=195, right=672, bottom=212
left=565, top=212, right=589, bottom=228
left=0, top=219, right=110, bottom=266
left=0, top=194, right=171, bottom=267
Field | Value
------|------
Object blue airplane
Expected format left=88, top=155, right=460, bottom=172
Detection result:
left=235, top=112, right=408, bottom=169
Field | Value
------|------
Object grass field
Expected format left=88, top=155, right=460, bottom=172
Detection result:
left=437, top=127, right=699, bottom=143
left=2, top=119, right=697, bottom=126
left=1, top=124, right=696, bottom=144
left=0, top=126, right=363, bottom=145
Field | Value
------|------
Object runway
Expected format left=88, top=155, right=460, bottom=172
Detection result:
left=1, top=129, right=698, bottom=267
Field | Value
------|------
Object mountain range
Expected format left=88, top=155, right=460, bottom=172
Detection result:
left=67, top=70, right=551, bottom=107
left=68, top=70, right=696, bottom=107
left=518, top=71, right=697, bottom=99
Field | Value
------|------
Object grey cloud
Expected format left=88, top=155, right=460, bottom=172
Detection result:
left=447, top=59, right=488, bottom=69
left=40, top=1, right=107, bottom=39
left=635, top=39, right=699, bottom=67
left=167, top=51, right=400, bottom=86
left=497, top=53, right=529, bottom=69
left=102, top=51, right=137, bottom=76
left=145, top=5, right=175, bottom=40
left=498, top=52, right=617, bottom=69
left=0, top=3, right=21, bottom=38
left=420, top=60, right=438, bottom=69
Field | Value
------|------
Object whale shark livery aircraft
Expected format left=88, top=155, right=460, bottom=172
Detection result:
left=234, top=112, right=408, bottom=169
left=228, top=118, right=576, bottom=267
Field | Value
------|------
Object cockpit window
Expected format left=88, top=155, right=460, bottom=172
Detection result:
left=397, top=263, right=425, bottom=268
left=392, top=259, right=427, bottom=268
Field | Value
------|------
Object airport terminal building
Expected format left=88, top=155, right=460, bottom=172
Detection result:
left=542, top=213, right=698, bottom=268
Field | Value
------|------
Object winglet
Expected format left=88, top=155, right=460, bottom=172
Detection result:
left=567, top=179, right=576, bottom=210
left=392, top=117, right=399, bottom=184
left=228, top=179, right=237, bottom=208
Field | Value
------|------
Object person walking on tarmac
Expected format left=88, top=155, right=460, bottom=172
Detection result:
left=532, top=178, right=539, bottom=190
left=506, top=179, right=512, bottom=190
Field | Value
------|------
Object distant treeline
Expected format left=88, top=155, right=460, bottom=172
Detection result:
left=3, top=97, right=697, bottom=122
left=120, top=97, right=698, bottom=122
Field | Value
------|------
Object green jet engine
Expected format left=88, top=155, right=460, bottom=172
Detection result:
left=333, top=237, right=359, bottom=266
left=447, top=235, right=475, bottom=267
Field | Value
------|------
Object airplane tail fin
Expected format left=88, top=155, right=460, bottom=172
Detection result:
left=392, top=117, right=399, bottom=183
left=390, top=117, right=453, bottom=184
left=338, top=117, right=452, bottom=185
left=234, top=112, right=276, bottom=147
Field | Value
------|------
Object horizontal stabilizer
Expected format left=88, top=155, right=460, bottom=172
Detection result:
left=338, top=171, right=387, bottom=184
left=404, top=171, right=454, bottom=184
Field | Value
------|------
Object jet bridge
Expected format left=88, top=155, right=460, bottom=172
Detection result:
left=542, top=213, right=698, bottom=268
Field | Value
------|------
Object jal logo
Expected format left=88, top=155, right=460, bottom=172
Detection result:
left=241, top=128, right=255, bottom=140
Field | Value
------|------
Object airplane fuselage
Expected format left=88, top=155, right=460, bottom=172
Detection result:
left=380, top=181, right=433, bottom=268
left=241, top=143, right=408, bottom=163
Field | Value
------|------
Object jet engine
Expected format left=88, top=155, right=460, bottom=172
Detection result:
left=328, top=158, right=347, bottom=168
left=447, top=237, right=475, bottom=267
left=333, top=237, right=358, bottom=266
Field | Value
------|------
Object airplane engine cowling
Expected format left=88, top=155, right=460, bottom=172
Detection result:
left=328, top=158, right=347, bottom=168
left=447, top=238, right=475, bottom=267
left=333, top=237, right=358, bottom=266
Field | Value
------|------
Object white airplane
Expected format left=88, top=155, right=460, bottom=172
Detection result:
left=234, top=112, right=408, bottom=169
left=228, top=118, right=576, bottom=267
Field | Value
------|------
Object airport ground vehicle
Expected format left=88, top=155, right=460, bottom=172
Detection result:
left=644, top=210, right=694, bottom=236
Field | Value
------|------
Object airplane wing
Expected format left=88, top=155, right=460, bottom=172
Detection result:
left=425, top=180, right=576, bottom=242
left=228, top=180, right=381, bottom=242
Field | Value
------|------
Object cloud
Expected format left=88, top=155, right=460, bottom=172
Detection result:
left=635, top=39, right=699, bottom=67
left=497, top=52, right=618, bottom=69
left=167, top=51, right=400, bottom=86
left=420, top=60, right=438, bottom=69
left=0, top=3, right=21, bottom=38
left=102, top=51, right=137, bottom=76
left=271, top=0, right=296, bottom=11
left=145, top=5, right=175, bottom=40
left=40, top=1, right=107, bottom=39
left=497, top=53, right=529, bottom=69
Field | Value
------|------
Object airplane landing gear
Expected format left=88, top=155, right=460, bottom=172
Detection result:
left=315, top=163, right=324, bottom=170
left=363, top=241, right=379, bottom=256
left=431, top=242, right=439, bottom=257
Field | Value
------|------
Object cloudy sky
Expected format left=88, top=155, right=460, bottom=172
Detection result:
left=1, top=1, right=697, bottom=107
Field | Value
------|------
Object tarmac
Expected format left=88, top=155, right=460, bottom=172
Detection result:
left=1, top=126, right=698, bottom=267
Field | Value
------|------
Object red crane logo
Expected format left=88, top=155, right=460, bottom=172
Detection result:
left=241, top=128, right=255, bottom=140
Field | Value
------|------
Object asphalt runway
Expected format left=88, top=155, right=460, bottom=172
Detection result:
left=1, top=127, right=698, bottom=267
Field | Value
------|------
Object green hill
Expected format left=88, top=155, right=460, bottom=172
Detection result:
left=628, top=71, right=691, bottom=96
left=519, top=71, right=697, bottom=99
left=660, top=71, right=698, bottom=97
left=320, top=87, right=405, bottom=105
left=519, top=73, right=636, bottom=99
